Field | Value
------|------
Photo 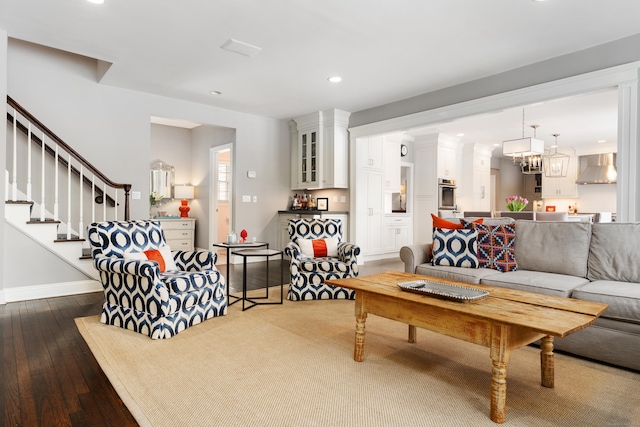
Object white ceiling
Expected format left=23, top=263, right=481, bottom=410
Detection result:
left=2, top=0, right=640, bottom=125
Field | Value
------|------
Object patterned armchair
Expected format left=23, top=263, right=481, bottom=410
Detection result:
left=87, top=220, right=226, bottom=339
left=284, top=218, right=360, bottom=301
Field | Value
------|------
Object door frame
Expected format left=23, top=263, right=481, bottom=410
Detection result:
left=209, top=143, right=234, bottom=249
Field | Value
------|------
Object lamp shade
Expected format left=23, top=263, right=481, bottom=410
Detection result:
left=502, top=137, right=545, bottom=157
left=174, top=185, right=195, bottom=199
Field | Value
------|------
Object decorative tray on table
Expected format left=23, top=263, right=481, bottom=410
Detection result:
left=397, top=280, right=489, bottom=303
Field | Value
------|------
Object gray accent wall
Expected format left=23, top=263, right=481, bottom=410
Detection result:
left=351, top=34, right=640, bottom=128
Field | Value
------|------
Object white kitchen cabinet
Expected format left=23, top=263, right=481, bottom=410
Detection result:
left=437, top=144, right=457, bottom=179
left=156, top=218, right=196, bottom=251
left=383, top=214, right=412, bottom=252
left=291, top=109, right=350, bottom=190
left=459, top=143, right=492, bottom=212
left=356, top=136, right=384, bottom=171
left=383, top=137, right=401, bottom=192
left=542, top=149, right=578, bottom=198
left=355, top=168, right=385, bottom=256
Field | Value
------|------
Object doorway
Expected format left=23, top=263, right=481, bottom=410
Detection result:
left=211, top=144, right=233, bottom=264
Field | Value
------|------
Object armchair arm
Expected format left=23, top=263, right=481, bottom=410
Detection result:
left=93, top=256, right=170, bottom=310
left=284, top=241, right=302, bottom=261
left=172, top=249, right=216, bottom=271
left=399, top=244, right=432, bottom=274
left=93, top=256, right=160, bottom=278
left=337, top=242, right=360, bottom=263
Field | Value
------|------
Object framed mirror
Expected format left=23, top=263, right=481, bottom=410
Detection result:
left=150, top=159, right=175, bottom=201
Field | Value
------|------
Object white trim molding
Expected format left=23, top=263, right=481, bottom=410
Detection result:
left=1, top=280, right=102, bottom=304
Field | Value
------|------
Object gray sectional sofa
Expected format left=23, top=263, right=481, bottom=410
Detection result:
left=400, top=219, right=640, bottom=371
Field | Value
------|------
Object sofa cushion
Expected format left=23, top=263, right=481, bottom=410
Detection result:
left=432, top=228, right=479, bottom=268
left=572, top=280, right=640, bottom=324
left=480, top=270, right=590, bottom=298
left=588, top=223, right=640, bottom=283
left=462, top=220, right=517, bottom=273
left=514, top=220, right=590, bottom=278
left=416, top=264, right=502, bottom=284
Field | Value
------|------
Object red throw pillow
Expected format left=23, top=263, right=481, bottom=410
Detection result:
left=431, top=214, right=483, bottom=229
left=144, top=249, right=166, bottom=272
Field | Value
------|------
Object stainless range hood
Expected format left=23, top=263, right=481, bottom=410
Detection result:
left=576, top=153, right=617, bottom=184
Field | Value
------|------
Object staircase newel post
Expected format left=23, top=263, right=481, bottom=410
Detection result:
left=124, top=184, right=131, bottom=220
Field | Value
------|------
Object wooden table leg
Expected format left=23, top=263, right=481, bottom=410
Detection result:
left=408, top=325, right=417, bottom=343
left=490, top=324, right=511, bottom=424
left=540, top=335, right=555, bottom=388
left=354, top=292, right=367, bottom=362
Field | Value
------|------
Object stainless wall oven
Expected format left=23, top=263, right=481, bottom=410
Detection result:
left=438, top=179, right=457, bottom=210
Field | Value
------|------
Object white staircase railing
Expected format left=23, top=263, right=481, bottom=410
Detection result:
left=6, top=96, right=131, bottom=239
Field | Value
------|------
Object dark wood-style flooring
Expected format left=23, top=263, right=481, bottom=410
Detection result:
left=0, top=258, right=404, bottom=426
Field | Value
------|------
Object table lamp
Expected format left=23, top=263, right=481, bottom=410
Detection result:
left=175, top=185, right=195, bottom=217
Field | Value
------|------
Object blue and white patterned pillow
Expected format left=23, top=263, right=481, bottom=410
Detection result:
left=432, top=228, right=479, bottom=268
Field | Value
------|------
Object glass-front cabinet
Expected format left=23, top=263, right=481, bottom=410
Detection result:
left=300, top=130, right=318, bottom=185
left=291, top=109, right=350, bottom=190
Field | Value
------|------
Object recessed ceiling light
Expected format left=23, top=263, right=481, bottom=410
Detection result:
left=493, top=143, right=500, bottom=147
left=597, top=139, right=606, bottom=143
left=456, top=133, right=465, bottom=137
left=86, top=0, right=105, bottom=4
left=327, top=76, right=342, bottom=83
left=209, top=90, right=222, bottom=95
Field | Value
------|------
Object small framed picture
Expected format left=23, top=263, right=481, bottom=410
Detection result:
left=317, top=198, right=328, bottom=211
left=546, top=206, right=556, bottom=212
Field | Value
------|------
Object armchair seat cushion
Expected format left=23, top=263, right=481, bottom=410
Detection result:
left=300, top=257, right=350, bottom=274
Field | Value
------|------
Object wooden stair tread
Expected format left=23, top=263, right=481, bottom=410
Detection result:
left=28, top=218, right=61, bottom=224
left=55, top=234, right=85, bottom=242
left=6, top=200, right=34, bottom=205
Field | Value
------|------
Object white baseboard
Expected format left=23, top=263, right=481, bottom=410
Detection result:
left=2, top=280, right=102, bottom=304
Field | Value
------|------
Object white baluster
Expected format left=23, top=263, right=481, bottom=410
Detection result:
left=102, top=183, right=107, bottom=221
left=54, top=145, right=59, bottom=221
left=40, top=132, right=45, bottom=221
left=78, top=166, right=84, bottom=239
left=12, top=108, right=17, bottom=201
left=67, top=154, right=72, bottom=240
left=27, top=123, right=32, bottom=201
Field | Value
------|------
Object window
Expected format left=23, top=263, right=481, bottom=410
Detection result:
left=218, top=162, right=230, bottom=201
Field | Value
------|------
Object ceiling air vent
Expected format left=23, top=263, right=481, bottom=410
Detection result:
left=220, top=39, right=262, bottom=57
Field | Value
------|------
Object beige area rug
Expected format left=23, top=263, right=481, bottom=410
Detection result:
left=76, top=292, right=640, bottom=427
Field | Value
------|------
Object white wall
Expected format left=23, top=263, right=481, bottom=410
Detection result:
left=0, top=31, right=7, bottom=303
left=3, top=38, right=290, bottom=292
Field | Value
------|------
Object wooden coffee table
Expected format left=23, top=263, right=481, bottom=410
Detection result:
left=325, top=271, right=608, bottom=424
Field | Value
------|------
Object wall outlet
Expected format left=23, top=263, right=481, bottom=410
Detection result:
left=253, top=196, right=257, bottom=203
left=333, top=196, right=338, bottom=203
left=131, top=191, right=141, bottom=200
left=242, top=195, right=251, bottom=203
left=341, top=196, right=346, bottom=203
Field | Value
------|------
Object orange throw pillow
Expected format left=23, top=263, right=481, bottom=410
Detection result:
left=144, top=249, right=166, bottom=272
left=431, top=214, right=484, bottom=229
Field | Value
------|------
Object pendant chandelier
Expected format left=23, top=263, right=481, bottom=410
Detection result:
left=502, top=109, right=545, bottom=174
left=543, top=133, right=570, bottom=178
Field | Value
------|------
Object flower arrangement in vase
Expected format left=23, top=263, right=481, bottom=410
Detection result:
left=505, top=195, right=529, bottom=212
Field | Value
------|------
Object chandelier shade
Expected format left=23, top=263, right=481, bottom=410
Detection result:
left=502, top=137, right=545, bottom=157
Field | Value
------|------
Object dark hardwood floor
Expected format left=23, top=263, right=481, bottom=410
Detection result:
left=0, top=258, right=403, bottom=426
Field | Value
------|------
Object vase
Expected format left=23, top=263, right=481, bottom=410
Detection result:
left=178, top=199, right=190, bottom=218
